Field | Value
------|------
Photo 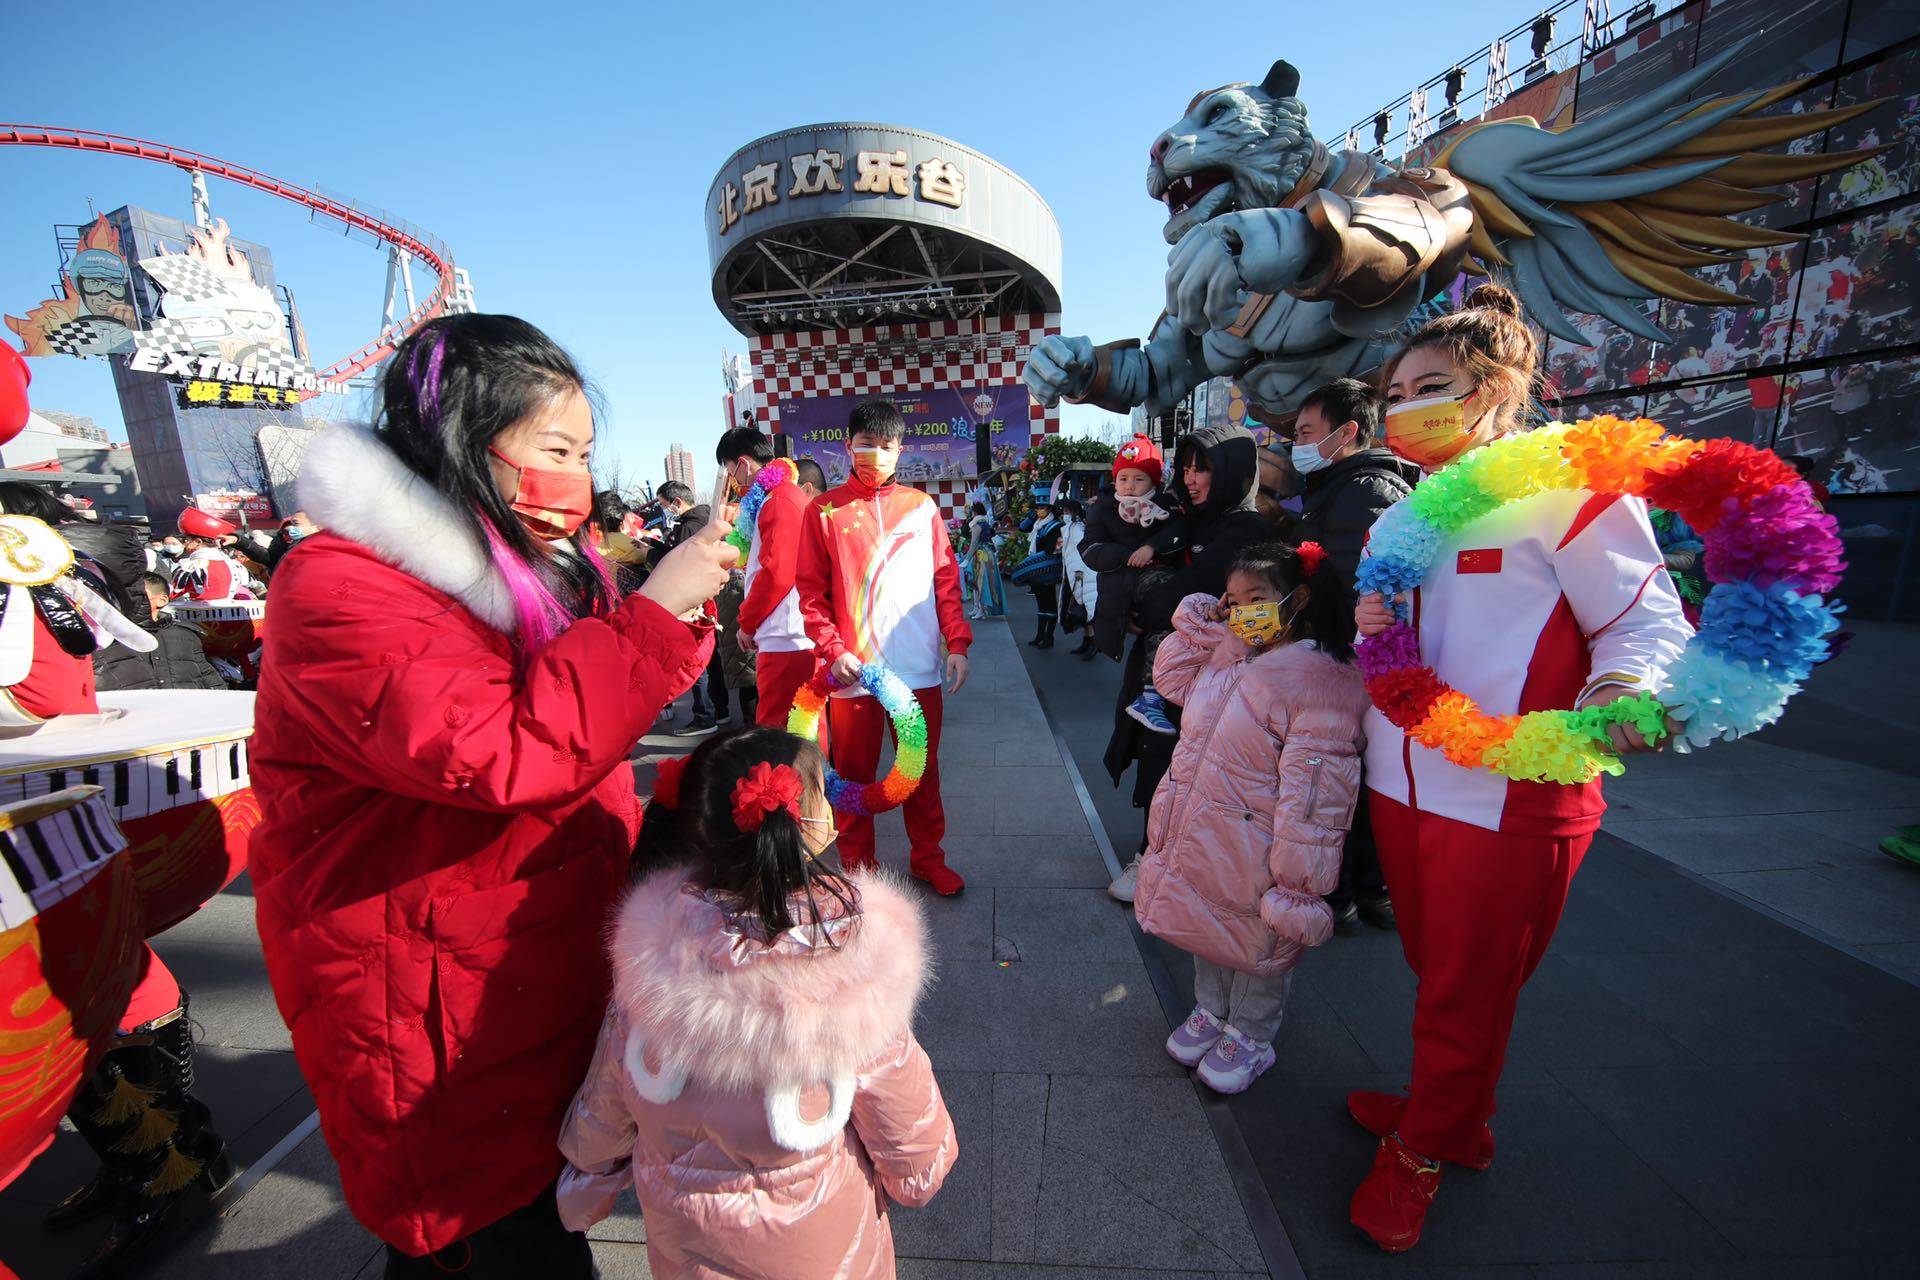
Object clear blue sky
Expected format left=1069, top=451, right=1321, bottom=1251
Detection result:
left=2, top=0, right=1524, bottom=488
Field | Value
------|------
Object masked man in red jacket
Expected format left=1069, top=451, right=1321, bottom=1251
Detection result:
left=717, top=429, right=829, bottom=727
left=796, top=399, right=972, bottom=894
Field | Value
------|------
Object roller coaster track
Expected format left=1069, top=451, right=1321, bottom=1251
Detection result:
left=0, top=125, right=456, bottom=382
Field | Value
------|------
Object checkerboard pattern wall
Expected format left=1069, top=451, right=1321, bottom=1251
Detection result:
left=748, top=313, right=1061, bottom=518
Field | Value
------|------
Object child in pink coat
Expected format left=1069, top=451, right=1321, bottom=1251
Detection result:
left=558, top=728, right=956, bottom=1279
left=1133, top=542, right=1371, bottom=1094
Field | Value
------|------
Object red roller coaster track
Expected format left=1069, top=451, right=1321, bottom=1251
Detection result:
left=0, top=125, right=456, bottom=383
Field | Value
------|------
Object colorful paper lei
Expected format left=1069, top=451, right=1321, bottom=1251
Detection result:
left=725, top=457, right=798, bottom=559
left=1355, top=416, right=1844, bottom=785
left=786, top=661, right=928, bottom=815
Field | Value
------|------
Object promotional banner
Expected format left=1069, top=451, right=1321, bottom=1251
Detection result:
left=781, top=386, right=1033, bottom=483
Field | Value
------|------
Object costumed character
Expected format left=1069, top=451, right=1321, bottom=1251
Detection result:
left=247, top=315, right=728, bottom=1273
left=717, top=430, right=824, bottom=729
left=1023, top=48, right=1883, bottom=419
left=795, top=399, right=972, bottom=895
left=1010, top=502, right=1065, bottom=649
left=168, top=510, right=267, bottom=685
left=962, top=502, right=1004, bottom=620
left=167, top=510, right=254, bottom=605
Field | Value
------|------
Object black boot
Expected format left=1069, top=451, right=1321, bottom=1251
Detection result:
left=1034, top=615, right=1056, bottom=649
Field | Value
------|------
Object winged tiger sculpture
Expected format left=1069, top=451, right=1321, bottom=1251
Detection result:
left=1023, top=42, right=1881, bottom=418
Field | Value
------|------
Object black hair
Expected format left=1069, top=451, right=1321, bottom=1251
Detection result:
left=656, top=480, right=694, bottom=507
left=1060, top=498, right=1085, bottom=519
left=591, top=490, right=628, bottom=532
left=847, top=397, right=906, bottom=442
left=971, top=501, right=988, bottom=516
left=374, top=314, right=615, bottom=655
left=716, top=426, right=775, bottom=466
left=140, top=571, right=170, bottom=596
left=0, top=482, right=73, bottom=523
left=683, top=728, right=855, bottom=935
left=793, top=458, right=828, bottom=492
left=1297, top=377, right=1381, bottom=446
left=1227, top=541, right=1357, bottom=664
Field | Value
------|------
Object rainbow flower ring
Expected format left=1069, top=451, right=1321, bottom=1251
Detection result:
left=1355, top=416, right=1845, bottom=785
left=786, top=661, right=929, bottom=815
left=725, top=457, right=798, bottom=559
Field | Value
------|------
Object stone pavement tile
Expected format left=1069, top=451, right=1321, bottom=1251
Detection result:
left=1549, top=840, right=1809, bottom=959
left=1501, top=957, right=1703, bottom=1072
left=160, top=936, right=293, bottom=1053
left=1604, top=766, right=1908, bottom=821
left=1233, top=1072, right=1736, bottom=1272
left=588, top=1239, right=654, bottom=1278
left=994, top=737, right=1066, bottom=766
left=1861, top=941, right=1920, bottom=986
left=919, top=885, right=995, bottom=962
left=1778, top=805, right=1920, bottom=850
left=1028, top=1075, right=1264, bottom=1273
left=1524, top=1259, right=1895, bottom=1280
left=890, top=1070, right=992, bottom=1261
left=145, top=1133, right=381, bottom=1280
left=988, top=1073, right=1046, bottom=1261
left=914, top=962, right=1183, bottom=1078
left=586, top=1187, right=646, bottom=1243
left=1289, top=939, right=1423, bottom=1075
left=992, top=889, right=1140, bottom=964
left=877, top=834, right=1110, bottom=889
left=1552, top=1059, right=1920, bottom=1257
left=1601, top=814, right=1867, bottom=876
left=902, top=1262, right=1265, bottom=1278
left=0, top=1198, right=99, bottom=1279
left=1150, top=932, right=1380, bottom=1076
left=1561, top=945, right=1920, bottom=1066
left=1709, top=865, right=1920, bottom=946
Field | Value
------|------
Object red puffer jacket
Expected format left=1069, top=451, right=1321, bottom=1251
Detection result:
left=249, top=426, right=712, bottom=1256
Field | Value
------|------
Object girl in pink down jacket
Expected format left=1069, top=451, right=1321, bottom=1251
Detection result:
left=1133, top=542, right=1371, bottom=1095
left=558, top=728, right=956, bottom=1280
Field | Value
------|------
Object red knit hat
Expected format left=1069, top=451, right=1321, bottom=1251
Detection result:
left=180, top=508, right=237, bottom=539
left=1113, top=435, right=1163, bottom=487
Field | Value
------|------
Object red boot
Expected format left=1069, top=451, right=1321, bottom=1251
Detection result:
left=911, top=857, right=965, bottom=896
left=1346, top=1091, right=1495, bottom=1170
left=1350, top=1135, right=1442, bottom=1253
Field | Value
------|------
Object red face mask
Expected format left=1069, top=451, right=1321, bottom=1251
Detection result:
left=489, top=446, right=593, bottom=540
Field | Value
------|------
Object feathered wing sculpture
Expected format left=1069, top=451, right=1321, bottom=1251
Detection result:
left=1436, top=38, right=1886, bottom=344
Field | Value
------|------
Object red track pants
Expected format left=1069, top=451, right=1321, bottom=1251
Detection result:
left=828, top=685, right=949, bottom=876
left=1370, top=791, right=1590, bottom=1166
left=754, top=649, right=818, bottom=728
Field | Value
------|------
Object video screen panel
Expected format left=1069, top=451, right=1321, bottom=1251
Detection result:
left=1646, top=375, right=1780, bottom=446
left=1541, top=303, right=1658, bottom=400
left=1842, top=0, right=1920, bottom=63
left=1657, top=243, right=1805, bottom=375
left=1817, top=47, right=1920, bottom=217
left=1777, top=353, right=1920, bottom=493
left=1792, top=203, right=1920, bottom=360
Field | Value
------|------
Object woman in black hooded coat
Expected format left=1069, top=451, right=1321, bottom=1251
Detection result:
left=1102, top=421, right=1268, bottom=816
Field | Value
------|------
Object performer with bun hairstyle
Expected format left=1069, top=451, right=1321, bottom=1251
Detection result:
left=1346, top=285, right=1693, bottom=1252
left=249, top=314, right=732, bottom=1275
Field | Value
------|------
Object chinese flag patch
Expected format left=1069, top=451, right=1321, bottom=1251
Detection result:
left=1456, top=548, right=1503, bottom=575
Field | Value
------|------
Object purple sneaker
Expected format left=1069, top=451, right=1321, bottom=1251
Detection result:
left=1166, top=1006, right=1225, bottom=1068
left=1196, top=1024, right=1276, bottom=1094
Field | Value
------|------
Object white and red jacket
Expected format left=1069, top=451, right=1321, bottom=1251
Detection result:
left=797, top=476, right=971, bottom=695
left=1363, top=489, right=1693, bottom=837
left=169, top=545, right=254, bottom=603
left=737, top=480, right=813, bottom=653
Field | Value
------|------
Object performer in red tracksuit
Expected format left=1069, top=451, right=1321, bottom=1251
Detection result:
left=796, top=398, right=973, bottom=895
left=1347, top=286, right=1693, bottom=1253
left=716, top=428, right=827, bottom=726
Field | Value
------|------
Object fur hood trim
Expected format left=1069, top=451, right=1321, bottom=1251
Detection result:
left=608, top=865, right=930, bottom=1092
left=295, top=425, right=518, bottom=634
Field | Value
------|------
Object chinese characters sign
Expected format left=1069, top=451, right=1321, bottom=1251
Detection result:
left=781, top=386, right=1034, bottom=483
left=717, top=146, right=967, bottom=235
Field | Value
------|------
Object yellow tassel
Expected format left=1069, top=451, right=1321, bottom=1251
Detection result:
left=92, top=1074, right=155, bottom=1126
left=110, top=1105, right=179, bottom=1155
left=140, top=1145, right=205, bottom=1197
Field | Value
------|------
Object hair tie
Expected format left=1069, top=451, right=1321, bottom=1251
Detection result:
left=651, top=756, right=688, bottom=809
left=730, top=762, right=804, bottom=832
left=1296, top=541, right=1328, bottom=580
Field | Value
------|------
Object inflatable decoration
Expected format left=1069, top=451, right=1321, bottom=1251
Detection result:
left=1356, top=417, right=1845, bottom=784
left=1021, top=45, right=1882, bottom=419
left=786, top=662, right=927, bottom=816
left=0, top=691, right=258, bottom=936
left=725, top=457, right=798, bottom=560
left=0, top=342, right=29, bottom=448
left=0, top=787, right=142, bottom=1190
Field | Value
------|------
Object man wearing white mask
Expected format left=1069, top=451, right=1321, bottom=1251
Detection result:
left=1290, top=379, right=1421, bottom=586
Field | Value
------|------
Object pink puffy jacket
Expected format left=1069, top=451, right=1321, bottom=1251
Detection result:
left=1134, top=594, right=1371, bottom=977
left=557, top=866, right=955, bottom=1279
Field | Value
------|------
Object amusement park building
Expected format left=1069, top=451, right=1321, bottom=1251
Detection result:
left=707, top=123, right=1063, bottom=518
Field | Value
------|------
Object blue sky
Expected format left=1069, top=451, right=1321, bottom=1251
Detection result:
left=2, top=0, right=1524, bottom=487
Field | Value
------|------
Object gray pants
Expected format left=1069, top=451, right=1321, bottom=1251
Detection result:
left=1192, top=957, right=1294, bottom=1044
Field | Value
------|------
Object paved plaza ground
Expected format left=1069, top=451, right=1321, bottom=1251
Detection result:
left=3, top=608, right=1916, bottom=1278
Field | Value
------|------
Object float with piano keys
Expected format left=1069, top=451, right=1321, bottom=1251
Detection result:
left=166, top=600, right=267, bottom=683
left=0, top=690, right=257, bottom=936
left=0, top=786, right=143, bottom=1189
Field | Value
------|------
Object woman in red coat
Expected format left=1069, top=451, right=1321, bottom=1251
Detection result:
left=248, top=315, right=732, bottom=1276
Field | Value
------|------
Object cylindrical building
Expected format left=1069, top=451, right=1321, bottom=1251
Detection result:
left=707, top=123, right=1062, bottom=516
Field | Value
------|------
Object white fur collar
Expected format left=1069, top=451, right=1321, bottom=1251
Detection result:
left=608, top=865, right=930, bottom=1092
left=296, top=425, right=517, bottom=633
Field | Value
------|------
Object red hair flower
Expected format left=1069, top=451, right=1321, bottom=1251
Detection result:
left=651, top=756, right=688, bottom=809
left=1296, top=541, right=1327, bottom=579
left=730, top=762, right=804, bottom=832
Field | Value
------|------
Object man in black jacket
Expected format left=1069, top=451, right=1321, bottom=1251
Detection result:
left=1289, top=378, right=1421, bottom=586
left=1290, top=378, right=1418, bottom=934
left=94, top=574, right=228, bottom=692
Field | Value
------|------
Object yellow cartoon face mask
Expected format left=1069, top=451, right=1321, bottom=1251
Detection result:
left=1383, top=390, right=1485, bottom=470
left=1226, top=601, right=1288, bottom=647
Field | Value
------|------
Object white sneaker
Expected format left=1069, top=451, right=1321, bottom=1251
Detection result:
left=1108, top=856, right=1141, bottom=903
left=1195, top=1024, right=1276, bottom=1095
left=1165, top=1006, right=1225, bottom=1067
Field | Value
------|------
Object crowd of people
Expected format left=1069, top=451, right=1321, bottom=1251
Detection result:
left=0, top=280, right=1703, bottom=1275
